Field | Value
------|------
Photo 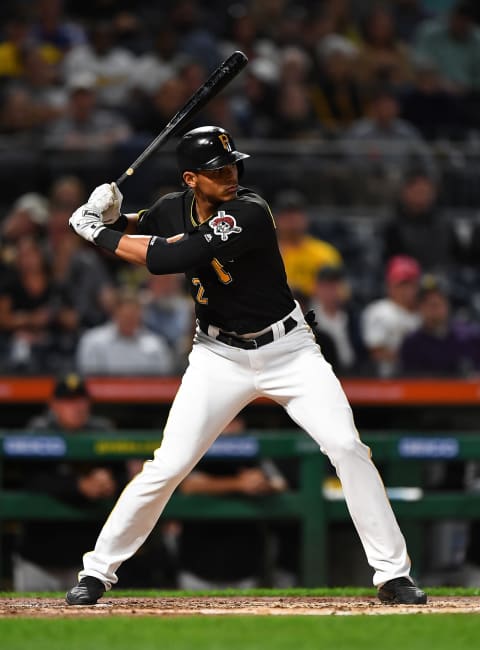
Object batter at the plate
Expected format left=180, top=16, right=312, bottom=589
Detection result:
left=66, top=125, right=427, bottom=606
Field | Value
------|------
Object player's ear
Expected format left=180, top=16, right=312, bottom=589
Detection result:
left=183, top=171, right=196, bottom=189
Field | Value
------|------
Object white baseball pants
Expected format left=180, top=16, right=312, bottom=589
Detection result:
left=80, top=303, right=410, bottom=588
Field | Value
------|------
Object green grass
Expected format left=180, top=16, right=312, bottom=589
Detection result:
left=1, top=615, right=480, bottom=650
left=1, top=586, right=480, bottom=598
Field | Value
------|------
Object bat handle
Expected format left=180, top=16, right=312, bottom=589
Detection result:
left=116, top=167, right=135, bottom=187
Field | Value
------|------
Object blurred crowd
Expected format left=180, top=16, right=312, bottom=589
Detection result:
left=1, top=0, right=480, bottom=378
left=2, top=0, right=480, bottom=145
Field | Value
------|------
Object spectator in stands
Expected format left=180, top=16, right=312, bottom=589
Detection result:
left=29, top=373, right=110, bottom=432
left=400, top=56, right=466, bottom=141
left=392, top=0, right=431, bottom=44
left=141, top=273, right=194, bottom=371
left=0, top=85, right=50, bottom=142
left=262, top=4, right=305, bottom=50
left=46, top=178, right=116, bottom=331
left=76, top=289, right=174, bottom=375
left=400, top=275, right=475, bottom=376
left=129, top=75, right=188, bottom=137
left=0, top=16, right=35, bottom=79
left=383, top=170, right=465, bottom=273
left=1, top=192, right=49, bottom=249
left=43, top=71, right=131, bottom=151
left=220, top=5, right=276, bottom=68
left=177, top=416, right=289, bottom=589
left=469, top=220, right=480, bottom=268
left=31, top=0, right=86, bottom=63
left=323, top=0, right=362, bottom=45
left=468, top=225, right=480, bottom=322
left=274, top=189, right=343, bottom=301
left=133, top=27, right=181, bottom=96
left=178, top=58, right=208, bottom=99
left=0, top=45, right=66, bottom=142
left=343, top=86, right=435, bottom=202
left=278, top=46, right=310, bottom=85
left=272, top=81, right=322, bottom=140
left=361, top=255, right=421, bottom=377
left=49, top=174, right=85, bottom=212
left=310, top=265, right=365, bottom=375
left=232, top=61, right=278, bottom=137
left=13, top=373, right=117, bottom=591
left=201, top=93, right=243, bottom=140
left=168, top=0, right=221, bottom=72
left=62, top=22, right=136, bottom=109
left=311, top=39, right=364, bottom=134
left=415, top=0, right=480, bottom=92
left=65, top=0, right=139, bottom=23
left=20, top=45, right=68, bottom=123
left=301, top=5, right=339, bottom=61
left=356, top=6, right=413, bottom=87
left=0, top=237, right=77, bottom=372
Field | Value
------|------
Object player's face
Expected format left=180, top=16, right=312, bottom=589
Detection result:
left=188, top=164, right=239, bottom=203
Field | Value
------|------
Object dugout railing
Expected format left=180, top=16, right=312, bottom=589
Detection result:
left=0, top=430, right=479, bottom=587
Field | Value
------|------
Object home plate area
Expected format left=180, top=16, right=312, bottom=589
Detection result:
left=1, top=596, right=480, bottom=617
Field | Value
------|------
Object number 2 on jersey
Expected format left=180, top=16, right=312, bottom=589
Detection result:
left=192, top=258, right=232, bottom=304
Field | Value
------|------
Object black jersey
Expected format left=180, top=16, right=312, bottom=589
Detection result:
left=137, top=187, right=295, bottom=334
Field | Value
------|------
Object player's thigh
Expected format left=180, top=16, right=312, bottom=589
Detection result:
left=280, top=345, right=362, bottom=459
left=155, top=340, right=256, bottom=472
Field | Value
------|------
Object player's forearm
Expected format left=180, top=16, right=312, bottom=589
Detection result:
left=91, top=227, right=150, bottom=265
left=94, top=230, right=194, bottom=271
left=70, top=204, right=213, bottom=273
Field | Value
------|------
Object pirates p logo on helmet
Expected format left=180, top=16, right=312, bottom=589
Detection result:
left=218, top=133, right=232, bottom=151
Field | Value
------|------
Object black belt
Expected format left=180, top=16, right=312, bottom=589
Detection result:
left=199, top=316, right=297, bottom=350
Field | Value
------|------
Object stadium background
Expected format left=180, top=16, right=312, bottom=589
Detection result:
left=0, top=0, right=480, bottom=586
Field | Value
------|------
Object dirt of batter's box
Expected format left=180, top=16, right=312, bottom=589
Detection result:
left=1, top=596, right=480, bottom=617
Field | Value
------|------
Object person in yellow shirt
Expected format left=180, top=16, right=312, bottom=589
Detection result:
left=0, top=18, right=31, bottom=78
left=0, top=17, right=60, bottom=78
left=274, top=190, right=343, bottom=299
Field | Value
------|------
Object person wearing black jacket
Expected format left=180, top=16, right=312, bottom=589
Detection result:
left=383, top=171, right=465, bottom=272
left=13, top=374, right=117, bottom=591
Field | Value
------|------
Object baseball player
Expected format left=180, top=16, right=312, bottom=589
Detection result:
left=66, top=126, right=427, bottom=605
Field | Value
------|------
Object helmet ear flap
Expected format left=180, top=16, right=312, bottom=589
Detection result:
left=236, top=160, right=244, bottom=178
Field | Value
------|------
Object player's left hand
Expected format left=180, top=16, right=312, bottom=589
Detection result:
left=69, top=205, right=106, bottom=243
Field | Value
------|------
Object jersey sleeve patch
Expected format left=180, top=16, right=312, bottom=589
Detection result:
left=209, top=211, right=242, bottom=241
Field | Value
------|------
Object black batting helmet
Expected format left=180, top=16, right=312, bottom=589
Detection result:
left=176, top=126, right=249, bottom=176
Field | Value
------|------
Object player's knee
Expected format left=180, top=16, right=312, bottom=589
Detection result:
left=147, top=454, right=192, bottom=484
left=328, top=435, right=364, bottom=464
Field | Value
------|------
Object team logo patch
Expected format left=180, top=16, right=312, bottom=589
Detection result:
left=209, top=211, right=242, bottom=241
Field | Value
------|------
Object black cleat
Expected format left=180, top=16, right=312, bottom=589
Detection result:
left=378, top=577, right=427, bottom=605
left=66, top=576, right=106, bottom=605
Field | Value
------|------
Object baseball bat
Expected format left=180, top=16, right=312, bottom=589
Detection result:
left=116, top=51, right=248, bottom=186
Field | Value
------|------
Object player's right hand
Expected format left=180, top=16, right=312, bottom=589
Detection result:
left=87, top=182, right=123, bottom=224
